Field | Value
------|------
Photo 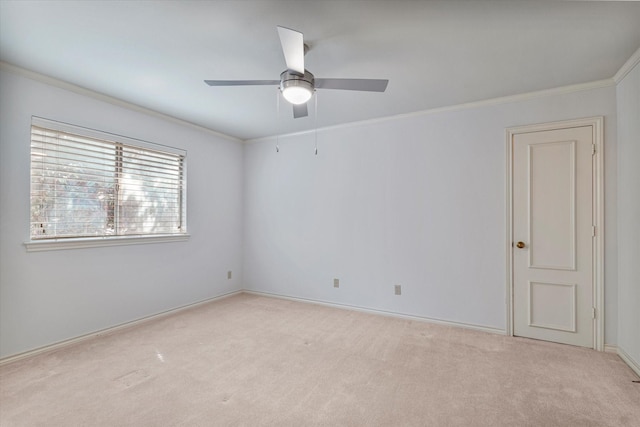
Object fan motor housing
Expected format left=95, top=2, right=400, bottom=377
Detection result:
left=280, top=69, right=315, bottom=93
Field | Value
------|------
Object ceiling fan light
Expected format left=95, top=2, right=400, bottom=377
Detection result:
left=280, top=71, right=314, bottom=105
left=282, top=85, right=313, bottom=105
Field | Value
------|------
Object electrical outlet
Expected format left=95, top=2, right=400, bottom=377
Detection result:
left=333, top=278, right=339, bottom=288
left=394, top=285, right=402, bottom=295
left=227, top=271, right=232, bottom=280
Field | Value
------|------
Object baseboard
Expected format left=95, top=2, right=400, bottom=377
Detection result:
left=604, top=344, right=618, bottom=354
left=601, top=344, right=640, bottom=378
left=616, top=346, right=640, bottom=378
left=242, top=290, right=506, bottom=335
left=8, top=289, right=630, bottom=370
left=246, top=291, right=640, bottom=377
left=0, top=290, right=242, bottom=366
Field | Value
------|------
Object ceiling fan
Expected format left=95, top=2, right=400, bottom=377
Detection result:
left=204, top=26, right=389, bottom=119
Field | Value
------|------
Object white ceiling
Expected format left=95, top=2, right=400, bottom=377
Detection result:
left=1, top=1, right=639, bottom=141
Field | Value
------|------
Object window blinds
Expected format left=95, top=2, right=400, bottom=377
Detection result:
left=30, top=118, right=186, bottom=240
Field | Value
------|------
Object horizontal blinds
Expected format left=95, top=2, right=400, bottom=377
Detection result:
left=30, top=120, right=186, bottom=240
left=119, top=144, right=184, bottom=236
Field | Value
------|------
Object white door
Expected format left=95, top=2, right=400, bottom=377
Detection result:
left=512, top=125, right=594, bottom=348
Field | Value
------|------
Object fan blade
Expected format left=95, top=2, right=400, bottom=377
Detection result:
left=204, top=80, right=279, bottom=86
left=315, top=78, right=389, bottom=92
left=293, top=103, right=308, bottom=119
left=277, top=26, right=305, bottom=75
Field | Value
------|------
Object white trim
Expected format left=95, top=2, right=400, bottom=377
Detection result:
left=613, top=46, right=640, bottom=84
left=506, top=125, right=515, bottom=336
left=593, top=117, right=605, bottom=352
left=505, top=117, right=604, bottom=351
left=0, top=290, right=241, bottom=366
left=24, top=233, right=190, bottom=252
left=581, top=344, right=640, bottom=378
left=0, top=61, right=242, bottom=143
left=617, top=346, right=640, bottom=378
left=246, top=79, right=614, bottom=143
left=243, top=290, right=506, bottom=335
left=604, top=344, right=618, bottom=354
left=1, top=60, right=617, bottom=145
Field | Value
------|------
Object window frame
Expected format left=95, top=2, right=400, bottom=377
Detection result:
left=25, top=117, right=189, bottom=252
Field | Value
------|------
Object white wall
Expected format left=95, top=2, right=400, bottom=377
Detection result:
left=244, top=86, right=618, bottom=338
left=0, top=68, right=244, bottom=358
left=0, top=65, right=626, bottom=360
left=616, top=60, right=640, bottom=370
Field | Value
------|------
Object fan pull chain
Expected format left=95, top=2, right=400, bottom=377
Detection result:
left=276, top=89, right=280, bottom=153
left=314, top=91, right=318, bottom=155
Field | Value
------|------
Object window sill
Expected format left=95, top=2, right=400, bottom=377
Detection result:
left=24, top=234, right=190, bottom=252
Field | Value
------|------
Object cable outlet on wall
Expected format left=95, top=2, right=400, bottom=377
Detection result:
left=334, top=278, right=339, bottom=288
left=394, top=284, right=402, bottom=295
left=227, top=271, right=232, bottom=280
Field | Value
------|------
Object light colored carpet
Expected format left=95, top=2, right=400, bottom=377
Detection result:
left=1, top=293, right=638, bottom=426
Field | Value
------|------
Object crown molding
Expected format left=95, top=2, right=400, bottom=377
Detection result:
left=2, top=60, right=621, bottom=145
left=613, top=46, right=640, bottom=84
left=0, top=61, right=242, bottom=143
left=246, top=78, right=615, bottom=144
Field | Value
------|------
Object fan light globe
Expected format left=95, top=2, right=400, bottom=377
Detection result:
left=280, top=70, right=314, bottom=105
left=282, top=86, right=312, bottom=105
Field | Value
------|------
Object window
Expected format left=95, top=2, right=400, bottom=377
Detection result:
left=29, top=117, right=187, bottom=245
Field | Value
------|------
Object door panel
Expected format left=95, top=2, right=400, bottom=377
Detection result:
left=528, top=281, right=576, bottom=332
left=528, top=140, right=576, bottom=270
left=513, top=125, right=593, bottom=348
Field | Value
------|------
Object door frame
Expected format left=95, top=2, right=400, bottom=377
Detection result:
left=505, top=117, right=604, bottom=351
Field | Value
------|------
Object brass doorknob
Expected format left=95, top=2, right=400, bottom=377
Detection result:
left=516, top=241, right=526, bottom=249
